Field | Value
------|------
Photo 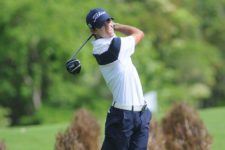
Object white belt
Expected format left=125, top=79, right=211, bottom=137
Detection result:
left=112, top=103, right=146, bottom=111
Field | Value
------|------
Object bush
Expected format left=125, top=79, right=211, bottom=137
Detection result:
left=0, top=140, right=6, bottom=150
left=148, top=120, right=166, bottom=150
left=161, top=102, right=212, bottom=150
left=55, top=108, right=100, bottom=150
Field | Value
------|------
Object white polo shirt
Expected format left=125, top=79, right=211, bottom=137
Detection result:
left=92, top=35, right=145, bottom=106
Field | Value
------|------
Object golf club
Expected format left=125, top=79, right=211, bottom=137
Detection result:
left=66, top=34, right=93, bottom=75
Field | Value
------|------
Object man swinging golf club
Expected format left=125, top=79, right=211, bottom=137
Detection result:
left=84, top=8, right=152, bottom=150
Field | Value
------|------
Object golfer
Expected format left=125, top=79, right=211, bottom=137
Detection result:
left=86, top=8, right=152, bottom=150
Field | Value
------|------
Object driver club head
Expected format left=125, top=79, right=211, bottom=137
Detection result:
left=66, top=58, right=81, bottom=75
left=65, top=35, right=93, bottom=76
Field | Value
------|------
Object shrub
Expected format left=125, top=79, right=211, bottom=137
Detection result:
left=0, top=140, right=6, bottom=150
left=161, top=102, right=212, bottom=150
left=55, top=108, right=100, bottom=150
left=148, top=120, right=166, bottom=150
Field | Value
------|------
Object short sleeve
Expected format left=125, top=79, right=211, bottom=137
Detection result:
left=118, top=36, right=135, bottom=60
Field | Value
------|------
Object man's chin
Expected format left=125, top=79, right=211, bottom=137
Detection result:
left=109, top=32, right=115, bottom=37
left=101, top=31, right=115, bottom=38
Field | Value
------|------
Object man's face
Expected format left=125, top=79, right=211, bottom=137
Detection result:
left=93, top=19, right=114, bottom=38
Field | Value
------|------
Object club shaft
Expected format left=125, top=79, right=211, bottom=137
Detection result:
left=70, top=34, right=93, bottom=59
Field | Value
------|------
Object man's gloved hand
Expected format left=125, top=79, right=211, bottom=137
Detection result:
left=65, top=59, right=81, bottom=74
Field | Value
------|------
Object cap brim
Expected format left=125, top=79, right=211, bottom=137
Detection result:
left=95, top=15, right=114, bottom=28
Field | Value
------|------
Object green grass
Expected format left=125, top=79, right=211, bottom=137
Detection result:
left=199, top=107, right=225, bottom=150
left=0, top=107, right=224, bottom=150
left=0, top=123, right=67, bottom=150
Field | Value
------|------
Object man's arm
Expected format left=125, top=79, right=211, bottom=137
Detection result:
left=113, top=23, right=144, bottom=45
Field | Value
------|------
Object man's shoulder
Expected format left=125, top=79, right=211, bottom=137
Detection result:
left=92, top=38, right=112, bottom=54
left=93, top=37, right=121, bottom=66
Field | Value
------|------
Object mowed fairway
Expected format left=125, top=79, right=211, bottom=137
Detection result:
left=0, top=123, right=67, bottom=150
left=0, top=107, right=224, bottom=150
left=199, top=107, right=225, bottom=150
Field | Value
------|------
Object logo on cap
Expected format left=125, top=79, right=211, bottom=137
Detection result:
left=92, top=11, right=106, bottom=23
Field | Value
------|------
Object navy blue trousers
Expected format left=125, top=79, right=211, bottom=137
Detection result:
left=101, top=107, right=152, bottom=150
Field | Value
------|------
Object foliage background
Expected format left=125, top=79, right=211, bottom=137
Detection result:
left=0, top=0, right=224, bottom=126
